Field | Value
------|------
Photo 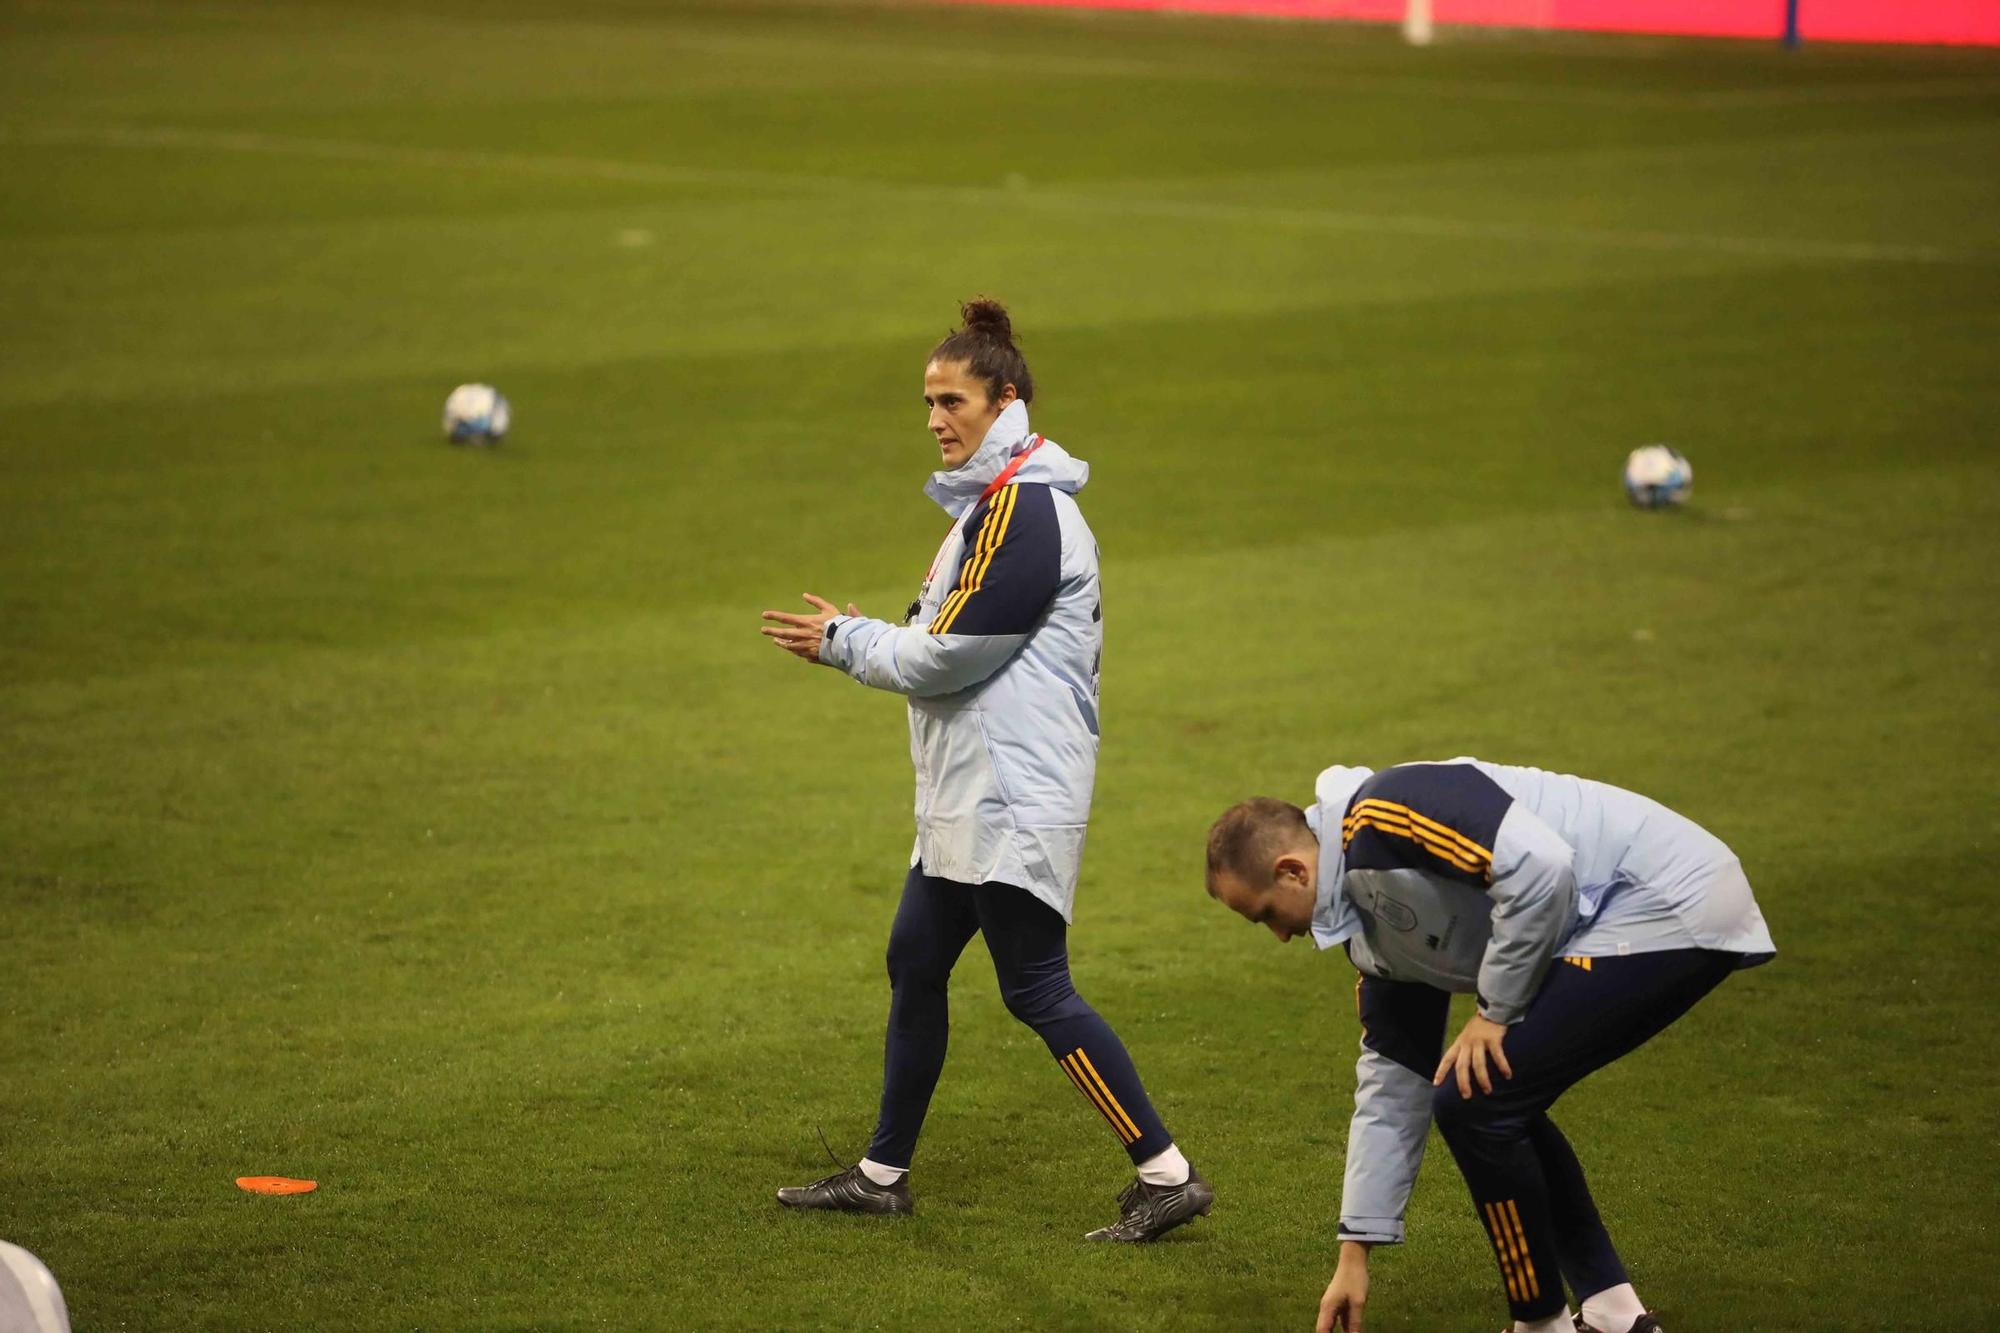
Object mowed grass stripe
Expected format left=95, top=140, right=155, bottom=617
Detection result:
left=4, top=257, right=1993, bottom=695
left=4, top=121, right=1984, bottom=266
left=0, top=194, right=1948, bottom=410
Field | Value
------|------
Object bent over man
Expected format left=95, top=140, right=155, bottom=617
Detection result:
left=1205, top=758, right=1774, bottom=1333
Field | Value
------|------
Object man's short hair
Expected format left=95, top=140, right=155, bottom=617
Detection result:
left=1206, top=798, right=1312, bottom=894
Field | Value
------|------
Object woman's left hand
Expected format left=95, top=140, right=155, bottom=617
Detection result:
left=761, top=593, right=859, bottom=665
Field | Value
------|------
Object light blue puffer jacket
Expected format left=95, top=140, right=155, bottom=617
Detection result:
left=819, top=401, right=1101, bottom=920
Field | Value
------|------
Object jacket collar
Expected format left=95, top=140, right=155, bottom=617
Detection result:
left=1305, top=765, right=1375, bottom=950
left=923, top=401, right=1089, bottom=516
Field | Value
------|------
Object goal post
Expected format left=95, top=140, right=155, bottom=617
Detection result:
left=1402, top=0, right=1435, bottom=44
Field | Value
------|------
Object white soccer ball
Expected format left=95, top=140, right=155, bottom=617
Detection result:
left=0, top=1241, right=71, bottom=1333
left=442, top=383, right=510, bottom=445
left=1623, top=444, right=1692, bottom=509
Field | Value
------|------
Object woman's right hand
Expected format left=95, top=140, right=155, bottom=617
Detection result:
left=760, top=593, right=860, bottom=666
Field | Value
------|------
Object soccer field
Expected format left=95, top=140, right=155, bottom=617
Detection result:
left=2, top=2, right=1997, bottom=1328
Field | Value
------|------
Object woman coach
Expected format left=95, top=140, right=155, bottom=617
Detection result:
left=759, top=299, right=1209, bottom=1242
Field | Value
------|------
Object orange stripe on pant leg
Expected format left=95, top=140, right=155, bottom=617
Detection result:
left=1058, top=1055, right=1095, bottom=1110
left=1496, top=1199, right=1537, bottom=1301
left=1059, top=1054, right=1123, bottom=1138
left=1495, top=1200, right=1534, bottom=1302
left=1072, top=1047, right=1143, bottom=1142
left=1058, top=1054, right=1114, bottom=1129
left=1503, top=1199, right=1541, bottom=1299
left=1061, top=1054, right=1136, bottom=1143
left=1482, top=1203, right=1524, bottom=1302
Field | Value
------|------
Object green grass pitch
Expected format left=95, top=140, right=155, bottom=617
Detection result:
left=2, top=1, right=1997, bottom=1328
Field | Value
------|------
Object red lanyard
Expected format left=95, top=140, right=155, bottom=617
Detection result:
left=979, top=433, right=1044, bottom=506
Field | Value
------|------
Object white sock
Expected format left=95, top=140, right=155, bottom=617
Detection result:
left=1135, top=1143, right=1190, bottom=1186
left=1514, top=1308, right=1573, bottom=1333
left=857, top=1157, right=905, bottom=1186
left=1581, top=1284, right=1647, bottom=1332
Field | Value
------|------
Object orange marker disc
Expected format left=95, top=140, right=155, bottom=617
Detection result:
left=236, top=1176, right=317, bottom=1195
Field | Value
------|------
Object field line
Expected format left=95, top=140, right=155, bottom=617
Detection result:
left=3, top=122, right=1982, bottom=266
left=1219, top=71, right=2000, bottom=109
left=1081, top=120, right=1997, bottom=200
left=1674, top=76, right=2000, bottom=108
left=1008, top=191, right=1972, bottom=264
left=0, top=123, right=863, bottom=194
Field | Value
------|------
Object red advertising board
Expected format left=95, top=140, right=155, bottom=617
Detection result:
left=952, top=0, right=2000, bottom=45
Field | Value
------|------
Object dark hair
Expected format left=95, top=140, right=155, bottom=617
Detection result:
left=929, top=297, right=1034, bottom=406
left=1205, top=798, right=1312, bottom=894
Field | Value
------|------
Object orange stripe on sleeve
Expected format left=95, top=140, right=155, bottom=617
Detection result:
left=929, top=492, right=1008, bottom=634
left=931, top=485, right=1017, bottom=635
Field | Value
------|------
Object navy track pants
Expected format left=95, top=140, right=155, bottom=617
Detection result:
left=866, top=867, right=1173, bottom=1170
left=1432, top=948, right=1742, bottom=1322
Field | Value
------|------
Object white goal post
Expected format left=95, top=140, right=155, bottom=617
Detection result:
left=1403, top=0, right=1435, bottom=45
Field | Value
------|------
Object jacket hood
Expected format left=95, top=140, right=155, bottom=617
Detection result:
left=924, top=400, right=1089, bottom=516
left=1305, top=764, right=1376, bottom=950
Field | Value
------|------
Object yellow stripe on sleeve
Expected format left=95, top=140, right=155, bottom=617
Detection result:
left=930, top=497, right=995, bottom=634
left=1341, top=798, right=1494, bottom=877
left=930, top=485, right=1017, bottom=635
left=928, top=488, right=1008, bottom=632
left=928, top=495, right=1004, bottom=634
left=1344, top=799, right=1494, bottom=865
left=1342, top=808, right=1487, bottom=876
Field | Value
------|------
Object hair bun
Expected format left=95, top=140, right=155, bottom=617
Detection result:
left=930, top=296, right=1034, bottom=405
left=959, top=297, right=1015, bottom=344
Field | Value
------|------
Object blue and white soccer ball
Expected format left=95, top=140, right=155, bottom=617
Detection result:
left=1623, top=444, right=1692, bottom=509
left=443, top=383, right=510, bottom=445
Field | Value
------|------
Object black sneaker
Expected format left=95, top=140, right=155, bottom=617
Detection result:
left=776, top=1163, right=913, bottom=1216
left=1575, top=1315, right=1662, bottom=1333
left=1084, top=1165, right=1213, bottom=1242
